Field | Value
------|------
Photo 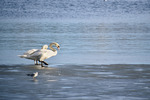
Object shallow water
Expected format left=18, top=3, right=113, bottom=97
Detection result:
left=0, top=64, right=150, bottom=100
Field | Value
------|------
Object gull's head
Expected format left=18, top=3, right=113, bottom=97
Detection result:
left=33, top=72, right=38, bottom=78
left=34, top=72, right=38, bottom=75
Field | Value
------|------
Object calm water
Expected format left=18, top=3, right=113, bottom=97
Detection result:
left=0, top=0, right=150, bottom=100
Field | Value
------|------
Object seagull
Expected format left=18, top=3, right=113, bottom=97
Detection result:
left=27, top=72, right=38, bottom=79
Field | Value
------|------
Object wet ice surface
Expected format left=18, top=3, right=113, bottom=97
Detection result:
left=0, top=64, right=150, bottom=100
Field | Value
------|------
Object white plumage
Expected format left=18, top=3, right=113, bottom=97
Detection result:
left=18, top=42, right=60, bottom=67
left=24, top=45, right=48, bottom=56
left=18, top=45, right=48, bottom=65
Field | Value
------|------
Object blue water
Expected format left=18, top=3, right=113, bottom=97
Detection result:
left=0, top=0, right=150, bottom=19
left=0, top=20, right=150, bottom=65
left=0, top=0, right=150, bottom=100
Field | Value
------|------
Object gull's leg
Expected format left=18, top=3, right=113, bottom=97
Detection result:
left=33, top=77, right=36, bottom=80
